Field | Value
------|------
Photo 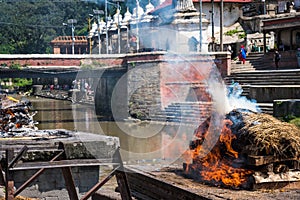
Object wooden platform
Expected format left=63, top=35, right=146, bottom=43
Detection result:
left=125, top=165, right=300, bottom=200
left=0, top=130, right=132, bottom=200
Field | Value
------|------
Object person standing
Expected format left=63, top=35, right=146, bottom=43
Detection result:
left=239, top=45, right=247, bottom=64
left=274, top=49, right=281, bottom=70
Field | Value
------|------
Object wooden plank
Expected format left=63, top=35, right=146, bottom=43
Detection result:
left=0, top=164, right=5, bottom=186
left=62, top=167, right=79, bottom=200
left=246, top=155, right=299, bottom=166
left=115, top=171, right=132, bottom=200
left=8, top=145, right=28, bottom=168
left=11, top=159, right=119, bottom=170
left=80, top=167, right=118, bottom=200
left=5, top=149, right=14, bottom=200
left=113, top=148, right=132, bottom=200
left=14, top=151, right=64, bottom=197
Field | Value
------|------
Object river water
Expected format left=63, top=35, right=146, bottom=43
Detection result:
left=29, top=96, right=197, bottom=165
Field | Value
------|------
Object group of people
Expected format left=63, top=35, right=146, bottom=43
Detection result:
left=235, top=44, right=281, bottom=69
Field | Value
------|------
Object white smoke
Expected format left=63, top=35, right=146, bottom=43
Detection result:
left=205, top=63, right=260, bottom=115
left=207, top=74, right=260, bottom=114
left=226, top=82, right=260, bottom=113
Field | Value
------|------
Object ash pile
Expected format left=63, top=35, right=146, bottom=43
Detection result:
left=0, top=95, right=71, bottom=139
left=184, top=109, right=300, bottom=190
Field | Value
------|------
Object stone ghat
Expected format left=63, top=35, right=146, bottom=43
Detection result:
left=125, top=165, right=300, bottom=200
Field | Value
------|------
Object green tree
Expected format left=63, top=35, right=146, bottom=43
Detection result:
left=0, top=1, right=98, bottom=54
left=0, top=0, right=158, bottom=54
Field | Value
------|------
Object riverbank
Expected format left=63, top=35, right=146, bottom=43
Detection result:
left=33, top=88, right=94, bottom=105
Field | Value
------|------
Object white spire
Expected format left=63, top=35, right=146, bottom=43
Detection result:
left=145, top=0, right=154, bottom=14
left=99, top=19, right=106, bottom=34
left=159, top=0, right=166, bottom=5
left=88, top=21, right=98, bottom=38
left=133, top=1, right=144, bottom=18
left=122, top=7, right=132, bottom=23
left=113, top=8, right=123, bottom=25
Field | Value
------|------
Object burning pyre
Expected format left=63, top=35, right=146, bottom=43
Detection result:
left=184, top=109, right=300, bottom=189
left=0, top=95, right=38, bottom=136
left=0, top=95, right=71, bottom=139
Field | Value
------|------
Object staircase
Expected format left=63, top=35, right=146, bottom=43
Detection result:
left=150, top=102, right=212, bottom=124
left=231, top=52, right=269, bottom=73
left=225, top=69, right=300, bottom=114
left=130, top=53, right=300, bottom=122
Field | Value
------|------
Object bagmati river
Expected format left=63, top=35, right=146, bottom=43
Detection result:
left=28, top=96, right=197, bottom=165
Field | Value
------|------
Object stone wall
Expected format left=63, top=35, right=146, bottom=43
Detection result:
left=0, top=53, right=230, bottom=119
left=127, top=54, right=162, bottom=120
left=273, top=99, right=300, bottom=117
left=249, top=85, right=300, bottom=103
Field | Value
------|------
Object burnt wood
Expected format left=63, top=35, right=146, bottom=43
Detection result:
left=246, top=155, right=300, bottom=166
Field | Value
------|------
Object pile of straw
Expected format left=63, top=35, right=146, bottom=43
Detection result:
left=231, top=110, right=300, bottom=159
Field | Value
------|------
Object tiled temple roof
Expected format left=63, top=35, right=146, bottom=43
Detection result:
left=51, top=36, right=87, bottom=44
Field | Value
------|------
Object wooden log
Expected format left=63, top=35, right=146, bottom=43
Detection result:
left=5, top=149, right=14, bottom=200
left=10, top=159, right=117, bottom=170
left=253, top=171, right=300, bottom=184
left=62, top=167, right=79, bottom=200
left=113, top=148, right=132, bottom=200
left=81, top=167, right=118, bottom=200
left=14, top=150, right=64, bottom=197
left=246, top=155, right=299, bottom=166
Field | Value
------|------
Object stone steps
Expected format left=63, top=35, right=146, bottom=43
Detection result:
left=257, top=103, right=274, bottom=115
left=225, top=69, right=300, bottom=85
left=150, top=102, right=212, bottom=123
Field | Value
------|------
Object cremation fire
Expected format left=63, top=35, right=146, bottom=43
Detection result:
left=0, top=95, right=72, bottom=139
left=183, top=109, right=300, bottom=189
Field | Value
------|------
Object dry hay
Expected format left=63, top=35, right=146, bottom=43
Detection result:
left=235, top=111, right=300, bottom=159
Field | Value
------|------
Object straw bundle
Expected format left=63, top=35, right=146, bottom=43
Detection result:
left=231, top=110, right=300, bottom=159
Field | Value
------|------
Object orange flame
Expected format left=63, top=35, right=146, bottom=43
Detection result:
left=188, top=119, right=253, bottom=188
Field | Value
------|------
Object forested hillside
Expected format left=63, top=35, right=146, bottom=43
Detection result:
left=0, top=0, right=158, bottom=54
